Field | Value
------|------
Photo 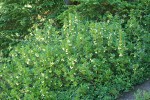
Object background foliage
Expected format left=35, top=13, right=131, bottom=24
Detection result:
left=0, top=0, right=63, bottom=53
left=0, top=0, right=150, bottom=99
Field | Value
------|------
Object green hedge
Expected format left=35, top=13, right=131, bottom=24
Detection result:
left=0, top=0, right=150, bottom=99
left=0, top=13, right=149, bottom=99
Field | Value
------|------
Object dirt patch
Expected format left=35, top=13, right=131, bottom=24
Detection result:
left=118, top=80, right=150, bottom=100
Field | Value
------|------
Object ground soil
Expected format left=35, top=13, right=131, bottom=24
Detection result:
left=118, top=80, right=150, bottom=100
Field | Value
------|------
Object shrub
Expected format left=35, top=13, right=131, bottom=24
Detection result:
left=0, top=13, right=149, bottom=99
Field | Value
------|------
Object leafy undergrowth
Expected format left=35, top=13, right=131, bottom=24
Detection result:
left=0, top=13, right=150, bottom=99
left=135, top=90, right=150, bottom=100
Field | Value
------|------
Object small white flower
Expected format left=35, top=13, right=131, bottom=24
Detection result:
left=90, top=59, right=93, bottom=62
left=41, top=81, right=44, bottom=84
left=74, top=59, right=77, bottom=62
left=67, top=40, right=70, bottom=43
left=72, top=61, right=75, bottom=65
left=41, top=37, right=44, bottom=41
left=70, top=66, right=73, bottom=69
left=24, top=4, right=32, bottom=8
left=16, top=83, right=19, bottom=85
left=16, top=76, right=19, bottom=79
left=68, top=43, right=72, bottom=46
left=35, top=53, right=39, bottom=57
left=62, top=48, right=65, bottom=51
left=94, top=29, right=98, bottom=32
left=42, top=49, right=46, bottom=52
left=119, top=53, right=123, bottom=57
left=41, top=73, right=44, bottom=77
left=94, top=41, right=97, bottom=45
left=26, top=59, right=30, bottom=64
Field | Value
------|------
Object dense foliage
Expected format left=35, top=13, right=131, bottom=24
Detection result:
left=0, top=0, right=150, bottom=99
left=0, top=0, right=63, bottom=51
